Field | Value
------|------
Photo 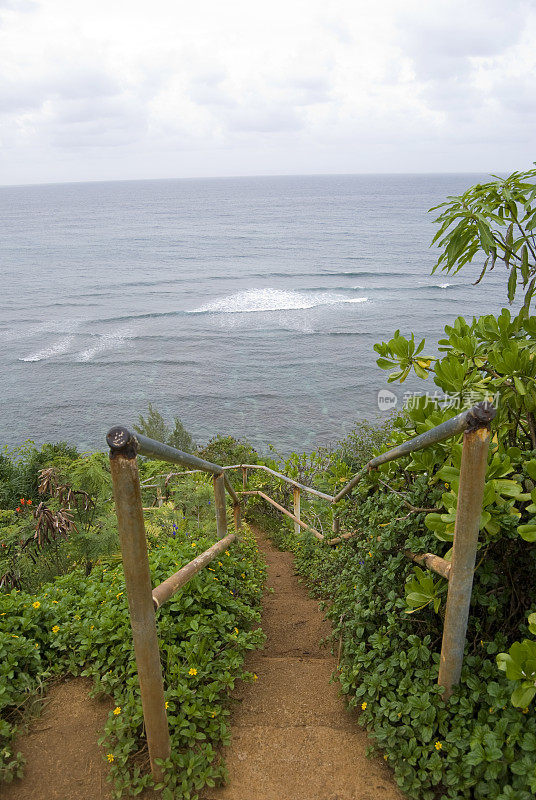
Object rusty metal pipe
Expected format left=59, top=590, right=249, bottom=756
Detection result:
left=241, top=490, right=324, bottom=540
left=133, top=431, right=224, bottom=475
left=233, top=503, right=242, bottom=531
left=223, top=473, right=240, bottom=505
left=213, top=474, right=228, bottom=539
left=333, top=402, right=495, bottom=503
left=293, top=487, right=301, bottom=537
left=437, top=424, right=491, bottom=699
left=152, top=533, right=237, bottom=610
left=223, top=464, right=334, bottom=502
left=106, top=426, right=171, bottom=781
left=404, top=550, right=452, bottom=581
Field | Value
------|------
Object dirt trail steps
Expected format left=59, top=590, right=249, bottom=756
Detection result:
left=204, top=528, right=403, bottom=800
left=2, top=528, right=403, bottom=800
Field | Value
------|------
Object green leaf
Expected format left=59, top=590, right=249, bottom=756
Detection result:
left=511, top=684, right=536, bottom=708
left=518, top=523, right=536, bottom=542
left=508, top=266, right=517, bottom=303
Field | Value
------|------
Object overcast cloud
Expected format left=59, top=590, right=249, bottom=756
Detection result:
left=0, top=0, right=534, bottom=185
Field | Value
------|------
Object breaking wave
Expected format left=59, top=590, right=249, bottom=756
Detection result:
left=75, top=328, right=132, bottom=362
left=188, top=288, right=368, bottom=314
left=19, top=336, right=76, bottom=362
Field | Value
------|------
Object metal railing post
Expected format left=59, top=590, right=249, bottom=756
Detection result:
left=437, top=421, right=491, bottom=700
left=233, top=502, right=242, bottom=531
left=106, top=427, right=171, bottom=781
left=293, top=487, right=301, bottom=536
left=213, top=473, right=228, bottom=538
left=332, top=515, right=340, bottom=536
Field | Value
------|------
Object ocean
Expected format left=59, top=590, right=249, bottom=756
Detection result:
left=0, top=173, right=508, bottom=454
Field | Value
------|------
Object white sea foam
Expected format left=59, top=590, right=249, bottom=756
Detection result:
left=437, top=283, right=451, bottom=288
left=3, top=319, right=80, bottom=343
left=19, top=336, right=76, bottom=362
left=75, top=328, right=132, bottom=362
left=189, top=288, right=368, bottom=314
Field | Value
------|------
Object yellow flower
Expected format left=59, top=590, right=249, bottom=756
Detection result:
left=106, top=753, right=114, bottom=763
left=253, top=673, right=258, bottom=681
left=225, top=550, right=230, bottom=556
left=113, top=707, right=121, bottom=715
left=383, top=754, right=388, bottom=761
left=522, top=707, right=529, bottom=714
left=165, top=702, right=169, bottom=709
left=368, top=551, right=372, bottom=557
left=234, top=627, right=239, bottom=635
left=241, top=573, right=246, bottom=579
left=52, top=625, right=60, bottom=633
left=435, top=741, right=442, bottom=750
left=116, top=592, right=123, bottom=598
left=52, top=600, right=58, bottom=604
left=211, top=712, right=215, bottom=718
left=188, top=668, right=197, bottom=676
left=32, top=601, right=40, bottom=609
left=361, top=701, right=367, bottom=710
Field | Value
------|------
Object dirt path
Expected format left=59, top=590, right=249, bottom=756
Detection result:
left=1, top=677, right=112, bottom=800
left=205, top=528, right=404, bottom=800
left=2, top=527, right=404, bottom=800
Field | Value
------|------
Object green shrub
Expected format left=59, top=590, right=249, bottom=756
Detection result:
left=261, top=475, right=536, bottom=799
left=0, top=493, right=265, bottom=799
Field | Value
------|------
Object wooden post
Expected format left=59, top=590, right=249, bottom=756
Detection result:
left=242, top=467, right=247, bottom=491
left=332, top=515, right=340, bottom=536
left=293, top=487, right=300, bottom=536
left=156, top=486, right=163, bottom=507
left=233, top=502, right=242, bottom=531
left=106, top=427, right=170, bottom=781
left=438, top=424, right=491, bottom=700
left=213, top=473, right=227, bottom=539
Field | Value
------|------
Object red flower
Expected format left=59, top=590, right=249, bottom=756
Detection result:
left=27, top=499, right=32, bottom=506
left=20, top=498, right=25, bottom=505
left=15, top=507, right=20, bottom=512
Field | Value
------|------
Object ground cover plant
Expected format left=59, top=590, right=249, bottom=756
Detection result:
left=0, top=452, right=266, bottom=799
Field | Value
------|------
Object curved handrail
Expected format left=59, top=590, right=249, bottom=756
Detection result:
left=222, top=402, right=496, bottom=507
left=222, top=463, right=334, bottom=502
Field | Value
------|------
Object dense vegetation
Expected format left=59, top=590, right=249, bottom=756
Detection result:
left=0, top=449, right=265, bottom=799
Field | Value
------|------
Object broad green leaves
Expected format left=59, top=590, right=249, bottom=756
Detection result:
left=374, top=331, right=430, bottom=383
left=404, top=567, right=444, bottom=614
left=430, top=167, right=536, bottom=311
left=497, top=637, right=536, bottom=708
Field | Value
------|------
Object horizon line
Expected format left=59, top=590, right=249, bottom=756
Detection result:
left=0, top=169, right=499, bottom=191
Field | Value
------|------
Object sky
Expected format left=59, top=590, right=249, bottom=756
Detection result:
left=0, top=0, right=535, bottom=185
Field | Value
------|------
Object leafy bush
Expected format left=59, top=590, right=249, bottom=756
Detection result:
left=0, top=486, right=265, bottom=799
left=135, top=404, right=196, bottom=453
left=0, top=441, right=79, bottom=510
left=430, top=166, right=536, bottom=312
left=261, top=474, right=536, bottom=799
